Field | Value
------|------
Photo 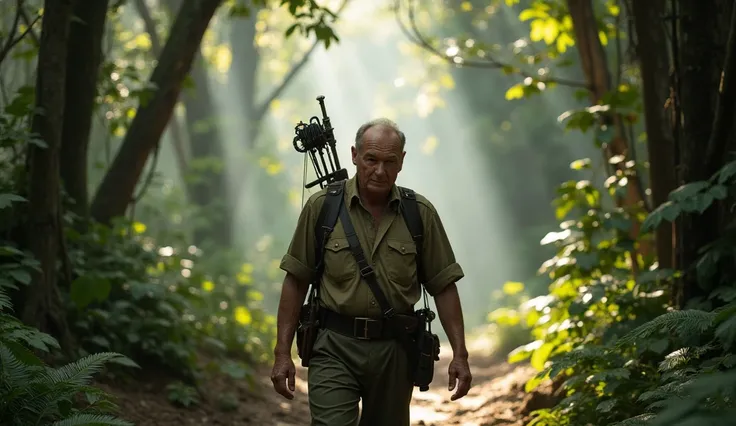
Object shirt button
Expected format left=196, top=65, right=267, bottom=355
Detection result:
left=401, top=246, right=406, bottom=252
left=371, top=300, right=376, bottom=306
left=334, top=242, right=339, bottom=248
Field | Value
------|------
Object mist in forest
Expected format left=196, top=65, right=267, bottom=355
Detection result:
left=200, top=0, right=598, bottom=331
left=0, top=0, right=597, bottom=334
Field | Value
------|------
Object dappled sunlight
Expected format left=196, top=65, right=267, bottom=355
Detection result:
left=3, top=0, right=733, bottom=425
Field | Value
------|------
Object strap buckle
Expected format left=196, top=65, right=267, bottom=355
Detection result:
left=359, top=265, right=374, bottom=278
left=354, top=317, right=380, bottom=340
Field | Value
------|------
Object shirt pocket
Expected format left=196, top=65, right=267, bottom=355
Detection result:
left=385, top=239, right=418, bottom=288
left=323, top=237, right=356, bottom=284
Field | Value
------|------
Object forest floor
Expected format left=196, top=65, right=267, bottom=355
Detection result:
left=98, top=335, right=556, bottom=426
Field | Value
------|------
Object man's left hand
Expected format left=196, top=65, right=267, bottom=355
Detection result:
left=447, top=355, right=472, bottom=401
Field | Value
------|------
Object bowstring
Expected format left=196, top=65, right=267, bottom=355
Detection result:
left=301, top=152, right=308, bottom=208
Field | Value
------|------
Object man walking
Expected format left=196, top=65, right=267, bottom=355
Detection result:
left=271, top=118, right=472, bottom=426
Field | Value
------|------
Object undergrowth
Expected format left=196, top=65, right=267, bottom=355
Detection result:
left=492, top=154, right=736, bottom=425
left=0, top=84, right=278, bottom=414
left=0, top=243, right=137, bottom=426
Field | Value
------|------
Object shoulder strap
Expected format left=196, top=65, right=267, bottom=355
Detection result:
left=338, top=203, right=395, bottom=318
left=398, top=186, right=425, bottom=285
left=313, top=180, right=345, bottom=290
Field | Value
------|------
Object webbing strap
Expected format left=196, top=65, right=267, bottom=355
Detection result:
left=313, top=180, right=345, bottom=293
left=338, top=202, right=395, bottom=318
left=398, top=186, right=426, bottom=285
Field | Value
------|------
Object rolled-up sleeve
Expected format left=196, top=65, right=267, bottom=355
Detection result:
left=421, top=207, right=464, bottom=296
left=279, top=196, right=319, bottom=285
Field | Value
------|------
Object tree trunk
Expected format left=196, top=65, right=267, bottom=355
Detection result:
left=230, top=16, right=261, bottom=149
left=566, top=0, right=650, bottom=273
left=184, top=56, right=232, bottom=247
left=135, top=0, right=190, bottom=182
left=675, top=0, right=734, bottom=308
left=90, top=0, right=223, bottom=225
left=630, top=0, right=677, bottom=269
left=22, top=0, right=74, bottom=354
left=60, top=0, right=110, bottom=226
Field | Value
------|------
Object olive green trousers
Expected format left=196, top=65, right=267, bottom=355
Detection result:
left=307, top=328, right=414, bottom=426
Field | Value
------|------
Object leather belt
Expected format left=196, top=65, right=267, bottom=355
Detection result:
left=320, top=309, right=419, bottom=340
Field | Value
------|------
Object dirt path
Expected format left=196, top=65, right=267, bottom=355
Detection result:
left=101, top=348, right=538, bottom=426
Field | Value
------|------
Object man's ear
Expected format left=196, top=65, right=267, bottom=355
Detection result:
left=351, top=145, right=357, bottom=165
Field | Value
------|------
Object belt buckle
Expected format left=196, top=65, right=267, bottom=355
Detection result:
left=354, top=317, right=377, bottom=340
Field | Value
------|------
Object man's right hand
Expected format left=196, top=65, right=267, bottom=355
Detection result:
left=270, top=353, right=297, bottom=400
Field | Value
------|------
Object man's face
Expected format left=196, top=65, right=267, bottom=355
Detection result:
left=351, top=125, right=405, bottom=197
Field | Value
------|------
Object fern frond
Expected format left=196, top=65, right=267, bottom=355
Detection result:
left=51, top=413, right=133, bottom=426
left=40, top=352, right=132, bottom=388
left=545, top=345, right=610, bottom=378
left=714, top=314, right=736, bottom=349
left=658, top=346, right=710, bottom=372
left=617, top=310, right=715, bottom=346
left=0, top=288, right=11, bottom=312
left=638, top=379, right=692, bottom=403
left=586, top=367, right=630, bottom=384
left=0, top=338, right=44, bottom=367
left=0, top=341, right=32, bottom=387
left=646, top=370, right=736, bottom=426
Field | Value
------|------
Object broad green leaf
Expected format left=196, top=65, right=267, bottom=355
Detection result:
left=668, top=182, right=709, bottom=202
left=9, top=269, right=31, bottom=285
left=0, top=193, right=27, bottom=209
left=641, top=201, right=681, bottom=233
left=0, top=245, right=23, bottom=256
left=70, top=275, right=112, bottom=309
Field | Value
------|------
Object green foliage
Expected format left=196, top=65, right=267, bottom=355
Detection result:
left=492, top=146, right=736, bottom=425
left=166, top=381, right=200, bottom=408
left=227, top=0, right=341, bottom=48
left=487, top=281, right=536, bottom=355
left=0, top=242, right=136, bottom=426
left=64, top=217, right=276, bottom=382
left=641, top=164, right=735, bottom=233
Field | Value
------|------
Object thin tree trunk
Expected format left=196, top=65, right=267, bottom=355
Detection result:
left=134, top=0, right=189, bottom=182
left=566, top=0, right=650, bottom=274
left=675, top=0, right=734, bottom=308
left=59, top=0, right=110, bottom=226
left=90, top=0, right=223, bottom=225
left=184, top=55, right=231, bottom=247
left=631, top=0, right=677, bottom=269
left=23, top=0, right=74, bottom=354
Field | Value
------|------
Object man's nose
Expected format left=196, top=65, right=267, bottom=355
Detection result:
left=375, top=162, right=386, bottom=175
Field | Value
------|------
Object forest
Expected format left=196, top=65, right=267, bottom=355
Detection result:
left=1, top=0, right=735, bottom=425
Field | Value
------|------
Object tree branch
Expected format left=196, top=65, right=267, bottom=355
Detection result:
left=252, top=43, right=316, bottom=123
left=134, top=0, right=189, bottom=178
left=19, top=6, right=41, bottom=46
left=0, top=0, right=40, bottom=66
left=393, top=0, right=589, bottom=89
left=134, top=0, right=163, bottom=54
left=252, top=0, right=352, bottom=124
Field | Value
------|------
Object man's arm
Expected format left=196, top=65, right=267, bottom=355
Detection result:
left=433, top=282, right=468, bottom=359
left=274, top=272, right=310, bottom=356
left=415, top=197, right=471, bottom=400
left=434, top=282, right=472, bottom=400
left=271, top=195, right=319, bottom=399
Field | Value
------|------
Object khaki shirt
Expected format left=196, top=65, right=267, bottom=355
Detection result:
left=280, top=175, right=464, bottom=318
